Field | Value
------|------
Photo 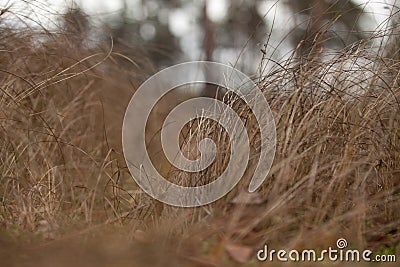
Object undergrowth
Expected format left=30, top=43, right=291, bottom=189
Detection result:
left=0, top=2, right=399, bottom=267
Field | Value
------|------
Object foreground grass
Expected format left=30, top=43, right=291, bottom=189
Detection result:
left=1, top=7, right=399, bottom=267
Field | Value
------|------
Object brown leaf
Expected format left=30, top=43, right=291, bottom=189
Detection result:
left=225, top=243, right=253, bottom=263
left=133, top=230, right=146, bottom=242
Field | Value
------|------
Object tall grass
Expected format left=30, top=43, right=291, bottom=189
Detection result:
left=0, top=2, right=399, bottom=266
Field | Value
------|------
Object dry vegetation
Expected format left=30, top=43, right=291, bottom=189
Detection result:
left=0, top=3, right=399, bottom=267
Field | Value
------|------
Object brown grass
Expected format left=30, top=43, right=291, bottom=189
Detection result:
left=0, top=3, right=399, bottom=267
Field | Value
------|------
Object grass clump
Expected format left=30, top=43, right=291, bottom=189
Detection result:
left=0, top=3, right=399, bottom=267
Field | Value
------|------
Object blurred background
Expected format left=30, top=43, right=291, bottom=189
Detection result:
left=1, top=2, right=400, bottom=266
left=1, top=0, right=396, bottom=73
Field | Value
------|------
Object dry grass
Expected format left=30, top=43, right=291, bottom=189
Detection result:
left=0, top=3, right=399, bottom=267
